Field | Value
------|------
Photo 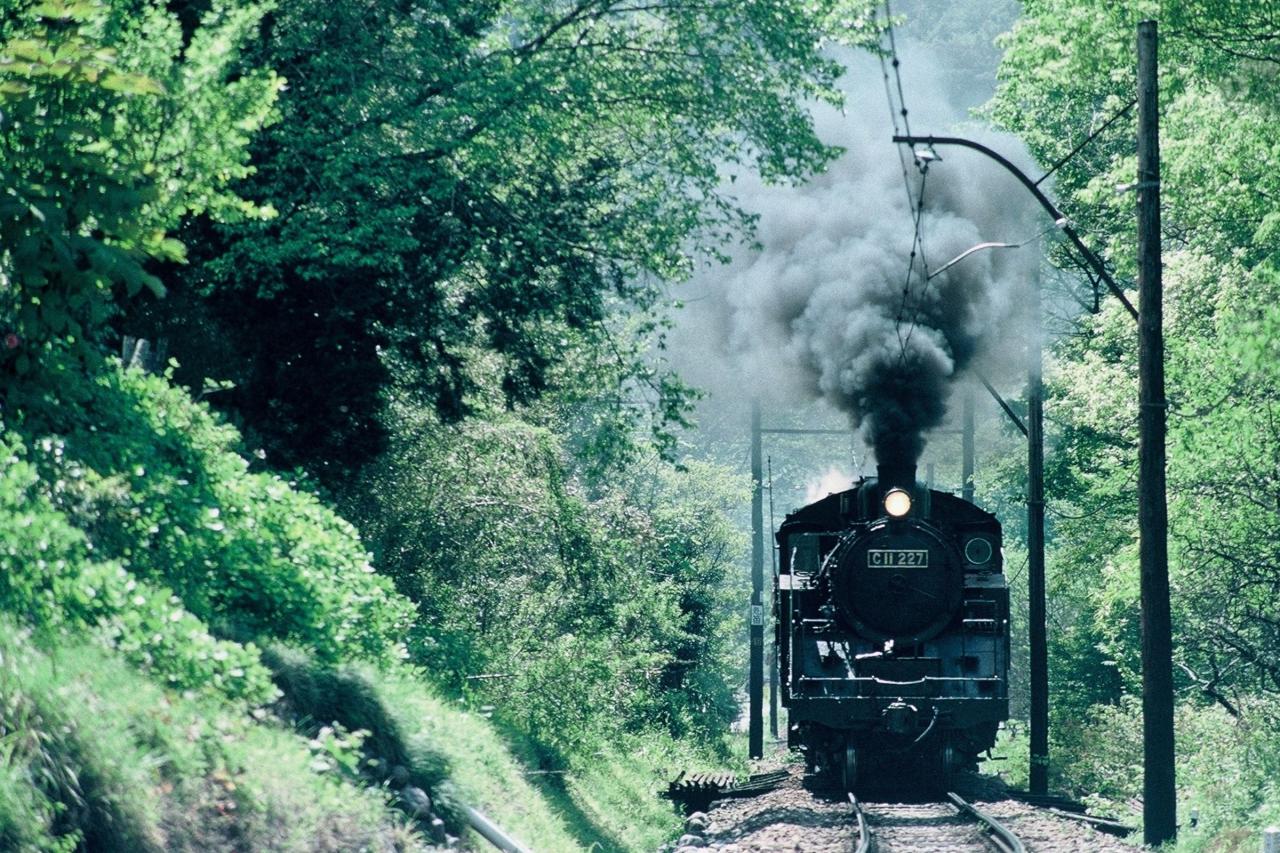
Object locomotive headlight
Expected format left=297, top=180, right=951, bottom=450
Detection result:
left=883, top=488, right=912, bottom=518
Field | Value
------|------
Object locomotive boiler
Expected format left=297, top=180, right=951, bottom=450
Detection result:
left=775, top=461, right=1009, bottom=790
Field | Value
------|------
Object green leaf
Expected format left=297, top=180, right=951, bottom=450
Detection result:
left=100, top=72, right=165, bottom=96
left=155, top=237, right=187, bottom=263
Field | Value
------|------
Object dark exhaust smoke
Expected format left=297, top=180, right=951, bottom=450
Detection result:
left=669, top=50, right=1039, bottom=468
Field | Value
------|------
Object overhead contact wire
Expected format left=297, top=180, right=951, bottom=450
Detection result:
left=898, top=166, right=934, bottom=362
left=876, top=5, right=915, bottom=214
left=877, top=0, right=932, bottom=367
left=883, top=0, right=912, bottom=139
left=895, top=167, right=929, bottom=363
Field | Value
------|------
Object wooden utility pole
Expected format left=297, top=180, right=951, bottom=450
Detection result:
left=1137, top=19, right=1177, bottom=846
left=749, top=400, right=765, bottom=759
left=1027, top=268, right=1049, bottom=795
left=769, top=647, right=779, bottom=739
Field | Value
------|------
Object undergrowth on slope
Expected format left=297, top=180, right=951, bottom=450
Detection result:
left=0, top=622, right=428, bottom=852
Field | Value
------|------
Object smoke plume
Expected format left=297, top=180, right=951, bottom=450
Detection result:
left=805, top=466, right=856, bottom=504
left=671, top=46, right=1039, bottom=467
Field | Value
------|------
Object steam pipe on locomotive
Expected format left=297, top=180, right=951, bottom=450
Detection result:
left=774, top=460, right=1009, bottom=790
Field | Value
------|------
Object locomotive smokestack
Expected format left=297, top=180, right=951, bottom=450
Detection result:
left=876, top=460, right=917, bottom=492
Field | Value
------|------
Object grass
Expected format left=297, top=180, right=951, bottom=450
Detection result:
left=361, top=667, right=588, bottom=851
left=0, top=623, right=745, bottom=852
left=0, top=624, right=427, bottom=852
left=299, top=658, right=755, bottom=852
left=563, top=735, right=718, bottom=851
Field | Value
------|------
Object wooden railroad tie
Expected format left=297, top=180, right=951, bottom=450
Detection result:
left=664, top=769, right=789, bottom=814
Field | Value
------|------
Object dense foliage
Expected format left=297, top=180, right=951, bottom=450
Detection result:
left=0, top=0, right=849, bottom=848
left=10, top=356, right=415, bottom=666
left=136, top=0, right=883, bottom=479
left=0, top=0, right=278, bottom=379
left=0, top=420, right=274, bottom=704
left=15, top=0, right=1280, bottom=847
left=985, top=0, right=1280, bottom=842
left=353, top=410, right=748, bottom=760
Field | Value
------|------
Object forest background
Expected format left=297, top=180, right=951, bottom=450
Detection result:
left=1, top=0, right=1279, bottom=850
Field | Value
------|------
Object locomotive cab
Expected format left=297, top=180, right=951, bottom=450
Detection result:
left=774, top=464, right=1009, bottom=791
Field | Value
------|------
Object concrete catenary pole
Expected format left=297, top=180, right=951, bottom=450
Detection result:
left=1027, top=267, right=1049, bottom=795
left=749, top=399, right=764, bottom=759
left=1137, top=19, right=1177, bottom=846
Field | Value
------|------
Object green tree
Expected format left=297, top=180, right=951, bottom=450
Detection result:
left=986, top=0, right=1280, bottom=815
left=0, top=0, right=279, bottom=385
left=350, top=403, right=747, bottom=761
left=139, top=0, right=883, bottom=481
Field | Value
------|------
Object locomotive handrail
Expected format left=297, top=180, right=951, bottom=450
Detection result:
left=796, top=675, right=1000, bottom=684
left=870, top=676, right=929, bottom=686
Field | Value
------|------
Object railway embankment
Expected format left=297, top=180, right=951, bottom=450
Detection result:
left=0, top=620, right=709, bottom=851
left=0, top=364, right=736, bottom=852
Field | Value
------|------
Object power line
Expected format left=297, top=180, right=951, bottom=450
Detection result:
left=876, top=0, right=933, bottom=367
left=1034, top=98, right=1137, bottom=188
left=876, top=2, right=916, bottom=214
left=883, top=0, right=913, bottom=140
left=895, top=166, right=931, bottom=364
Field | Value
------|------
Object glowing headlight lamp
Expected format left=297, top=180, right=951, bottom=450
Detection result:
left=883, top=488, right=913, bottom=518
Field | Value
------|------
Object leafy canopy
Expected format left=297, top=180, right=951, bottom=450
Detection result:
left=986, top=0, right=1280, bottom=782
left=0, top=0, right=279, bottom=382
left=158, top=0, right=883, bottom=478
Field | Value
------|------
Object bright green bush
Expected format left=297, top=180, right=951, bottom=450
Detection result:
left=0, top=428, right=274, bottom=703
left=0, top=0, right=279, bottom=382
left=11, top=357, right=415, bottom=667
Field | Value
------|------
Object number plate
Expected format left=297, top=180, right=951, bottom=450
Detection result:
left=867, top=549, right=929, bottom=568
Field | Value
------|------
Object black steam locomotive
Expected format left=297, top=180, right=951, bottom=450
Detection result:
left=775, top=461, right=1008, bottom=790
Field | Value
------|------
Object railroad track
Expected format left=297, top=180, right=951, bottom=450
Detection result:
left=676, top=766, right=1136, bottom=852
left=850, top=792, right=1025, bottom=853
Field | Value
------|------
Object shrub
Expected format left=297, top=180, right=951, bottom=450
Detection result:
left=0, top=428, right=275, bottom=703
left=11, top=356, right=415, bottom=667
left=1043, top=695, right=1280, bottom=848
left=352, top=410, right=748, bottom=761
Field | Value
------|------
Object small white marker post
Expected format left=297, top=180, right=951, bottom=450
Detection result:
left=1263, top=826, right=1280, bottom=853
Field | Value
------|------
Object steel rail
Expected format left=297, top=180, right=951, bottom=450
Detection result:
left=1044, top=806, right=1135, bottom=837
left=849, top=794, right=872, bottom=853
left=947, top=792, right=1026, bottom=853
left=465, top=806, right=532, bottom=853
